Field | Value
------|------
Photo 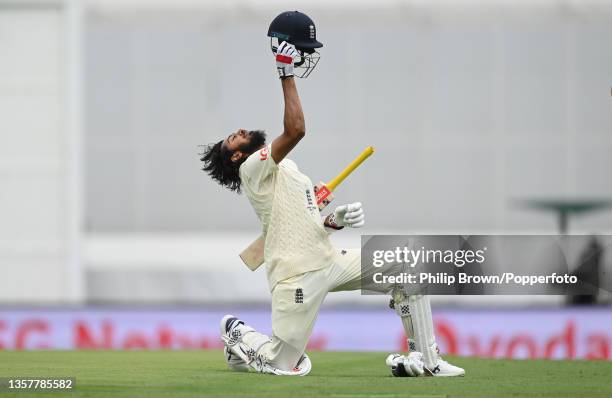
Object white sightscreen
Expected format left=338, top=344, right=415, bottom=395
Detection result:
left=0, top=2, right=82, bottom=302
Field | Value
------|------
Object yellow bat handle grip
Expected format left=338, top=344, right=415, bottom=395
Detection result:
left=327, top=146, right=375, bottom=191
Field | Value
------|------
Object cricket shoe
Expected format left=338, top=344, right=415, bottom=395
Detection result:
left=424, top=345, right=465, bottom=377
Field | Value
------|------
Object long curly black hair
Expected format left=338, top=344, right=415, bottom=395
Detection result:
left=200, top=130, right=266, bottom=193
left=199, top=140, right=242, bottom=192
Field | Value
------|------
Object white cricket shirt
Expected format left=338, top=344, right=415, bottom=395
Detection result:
left=239, top=144, right=335, bottom=289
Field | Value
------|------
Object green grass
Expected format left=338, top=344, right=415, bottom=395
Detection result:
left=0, top=351, right=611, bottom=398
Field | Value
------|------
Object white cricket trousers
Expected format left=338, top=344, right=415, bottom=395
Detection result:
left=261, top=247, right=365, bottom=370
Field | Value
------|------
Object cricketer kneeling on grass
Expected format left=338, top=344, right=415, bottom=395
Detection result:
left=200, top=10, right=464, bottom=378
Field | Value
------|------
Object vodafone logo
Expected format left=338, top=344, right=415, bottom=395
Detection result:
left=259, top=147, right=269, bottom=161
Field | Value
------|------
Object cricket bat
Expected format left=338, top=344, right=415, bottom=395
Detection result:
left=239, top=146, right=375, bottom=270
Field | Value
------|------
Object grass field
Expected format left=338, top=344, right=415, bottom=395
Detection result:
left=1, top=351, right=611, bottom=398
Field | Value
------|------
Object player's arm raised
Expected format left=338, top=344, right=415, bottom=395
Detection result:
left=271, top=42, right=305, bottom=164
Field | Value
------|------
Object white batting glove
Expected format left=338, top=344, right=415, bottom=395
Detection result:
left=386, top=352, right=425, bottom=377
left=328, top=202, right=365, bottom=229
left=275, top=41, right=299, bottom=78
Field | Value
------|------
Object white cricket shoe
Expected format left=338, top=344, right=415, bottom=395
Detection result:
left=425, top=357, right=465, bottom=377
left=420, top=343, right=465, bottom=377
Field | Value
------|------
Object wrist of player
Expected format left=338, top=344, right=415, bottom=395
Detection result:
left=324, top=213, right=344, bottom=230
left=276, top=63, right=294, bottom=78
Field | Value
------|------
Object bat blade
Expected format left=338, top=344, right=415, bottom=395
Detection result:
left=239, top=235, right=265, bottom=271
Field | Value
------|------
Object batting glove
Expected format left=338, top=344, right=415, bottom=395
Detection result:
left=327, top=202, right=365, bottom=229
left=275, top=41, right=299, bottom=78
left=386, top=352, right=425, bottom=377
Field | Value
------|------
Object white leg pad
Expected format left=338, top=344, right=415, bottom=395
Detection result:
left=222, top=323, right=312, bottom=376
left=391, top=287, right=416, bottom=352
left=222, top=323, right=271, bottom=369
left=408, top=294, right=438, bottom=370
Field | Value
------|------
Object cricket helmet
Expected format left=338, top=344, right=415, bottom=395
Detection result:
left=267, top=11, right=323, bottom=78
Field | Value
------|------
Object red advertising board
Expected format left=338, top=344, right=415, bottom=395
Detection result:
left=0, top=308, right=610, bottom=360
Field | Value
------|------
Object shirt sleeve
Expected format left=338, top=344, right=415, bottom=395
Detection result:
left=239, top=144, right=278, bottom=187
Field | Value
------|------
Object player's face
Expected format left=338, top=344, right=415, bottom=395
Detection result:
left=222, top=129, right=267, bottom=163
left=223, top=129, right=252, bottom=152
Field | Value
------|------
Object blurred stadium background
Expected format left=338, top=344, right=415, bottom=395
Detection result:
left=1, top=0, right=612, bottom=359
